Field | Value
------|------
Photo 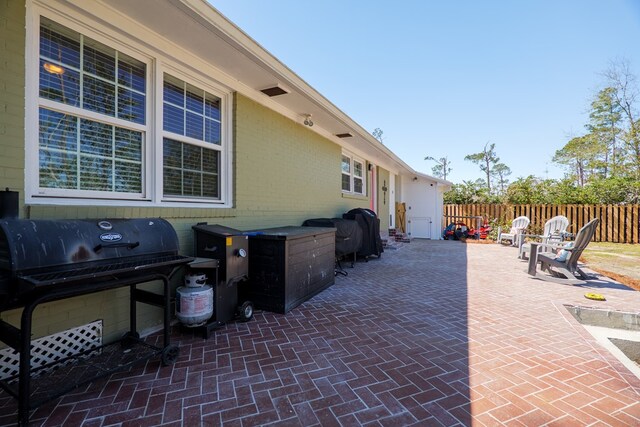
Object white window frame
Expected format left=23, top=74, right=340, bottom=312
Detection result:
left=341, top=151, right=366, bottom=196
left=24, top=4, right=233, bottom=207
left=158, top=66, right=230, bottom=203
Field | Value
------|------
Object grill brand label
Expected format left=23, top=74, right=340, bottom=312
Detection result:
left=100, top=232, right=123, bottom=242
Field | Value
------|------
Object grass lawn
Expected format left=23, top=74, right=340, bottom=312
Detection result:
left=582, top=242, right=640, bottom=291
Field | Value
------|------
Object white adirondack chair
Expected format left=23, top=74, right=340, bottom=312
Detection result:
left=496, top=216, right=530, bottom=247
left=519, top=215, right=570, bottom=259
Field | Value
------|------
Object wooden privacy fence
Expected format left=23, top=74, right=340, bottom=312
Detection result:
left=443, top=204, right=640, bottom=244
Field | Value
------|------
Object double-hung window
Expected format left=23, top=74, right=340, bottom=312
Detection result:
left=38, top=17, right=146, bottom=198
left=162, top=75, right=222, bottom=200
left=341, top=153, right=366, bottom=195
left=31, top=14, right=231, bottom=206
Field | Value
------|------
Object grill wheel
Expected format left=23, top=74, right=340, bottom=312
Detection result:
left=120, top=331, right=141, bottom=349
left=161, top=345, right=180, bottom=366
left=238, top=301, right=254, bottom=322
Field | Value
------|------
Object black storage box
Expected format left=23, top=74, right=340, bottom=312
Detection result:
left=243, top=226, right=336, bottom=314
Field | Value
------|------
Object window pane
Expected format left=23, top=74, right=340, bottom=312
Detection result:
left=163, top=138, right=182, bottom=168
left=342, top=173, right=350, bottom=191
left=163, top=79, right=184, bottom=107
left=183, top=171, right=202, bottom=197
left=40, top=19, right=80, bottom=69
left=203, top=147, right=219, bottom=174
left=118, top=53, right=146, bottom=92
left=115, top=128, right=142, bottom=161
left=115, top=160, right=142, bottom=193
left=183, top=144, right=202, bottom=171
left=341, top=156, right=350, bottom=174
left=164, top=74, right=222, bottom=142
left=79, top=155, right=111, bottom=191
left=40, top=59, right=80, bottom=106
left=163, top=138, right=220, bottom=199
left=354, top=161, right=363, bottom=178
left=163, top=167, right=182, bottom=196
left=83, top=75, right=116, bottom=117
left=202, top=148, right=219, bottom=199
left=118, top=88, right=145, bottom=124
left=163, top=104, right=184, bottom=134
left=39, top=108, right=77, bottom=151
left=80, top=119, right=112, bottom=157
left=205, top=96, right=221, bottom=120
left=186, top=85, right=203, bottom=114
left=354, top=177, right=363, bottom=194
left=205, top=119, right=221, bottom=145
left=40, top=19, right=146, bottom=128
left=203, top=173, right=218, bottom=198
left=83, top=41, right=115, bottom=80
left=185, top=111, right=204, bottom=140
left=39, top=149, right=77, bottom=189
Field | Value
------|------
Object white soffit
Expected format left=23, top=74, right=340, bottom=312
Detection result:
left=84, top=0, right=417, bottom=175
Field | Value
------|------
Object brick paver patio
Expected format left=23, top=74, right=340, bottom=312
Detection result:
left=2, top=240, right=639, bottom=426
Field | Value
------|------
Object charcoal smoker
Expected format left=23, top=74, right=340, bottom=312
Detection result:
left=191, top=223, right=253, bottom=338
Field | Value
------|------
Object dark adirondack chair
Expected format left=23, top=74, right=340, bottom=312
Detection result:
left=532, top=218, right=599, bottom=285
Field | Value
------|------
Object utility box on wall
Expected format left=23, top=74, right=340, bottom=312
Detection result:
left=243, top=226, right=336, bottom=314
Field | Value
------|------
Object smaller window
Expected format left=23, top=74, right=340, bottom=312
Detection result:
left=162, top=74, right=223, bottom=200
left=341, top=155, right=351, bottom=192
left=341, top=152, right=366, bottom=196
left=353, top=160, right=364, bottom=194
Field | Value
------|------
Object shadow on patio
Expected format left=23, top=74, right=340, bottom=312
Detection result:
left=3, top=239, right=640, bottom=426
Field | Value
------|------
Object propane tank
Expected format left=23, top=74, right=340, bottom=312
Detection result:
left=176, top=274, right=213, bottom=327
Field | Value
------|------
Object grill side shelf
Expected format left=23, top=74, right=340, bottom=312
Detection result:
left=17, top=255, right=192, bottom=287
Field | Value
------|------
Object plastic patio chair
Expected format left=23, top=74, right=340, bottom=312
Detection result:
left=496, top=216, right=530, bottom=247
left=519, top=215, right=570, bottom=259
left=531, top=218, right=599, bottom=285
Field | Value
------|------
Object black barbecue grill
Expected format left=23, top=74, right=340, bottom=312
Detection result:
left=0, top=218, right=193, bottom=426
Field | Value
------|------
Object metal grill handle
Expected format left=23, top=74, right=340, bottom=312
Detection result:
left=94, top=242, right=140, bottom=253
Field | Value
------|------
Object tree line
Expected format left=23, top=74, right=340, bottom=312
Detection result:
left=426, top=59, right=640, bottom=205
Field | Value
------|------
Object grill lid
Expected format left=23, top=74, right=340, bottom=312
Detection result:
left=0, top=218, right=180, bottom=275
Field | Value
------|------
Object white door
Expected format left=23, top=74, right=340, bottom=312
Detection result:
left=408, top=216, right=432, bottom=239
left=404, top=178, right=437, bottom=239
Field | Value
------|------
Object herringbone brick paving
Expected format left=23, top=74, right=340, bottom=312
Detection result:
left=1, top=240, right=639, bottom=426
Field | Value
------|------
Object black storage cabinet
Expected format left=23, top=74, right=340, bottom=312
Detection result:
left=243, top=226, right=336, bottom=314
left=191, top=224, right=249, bottom=324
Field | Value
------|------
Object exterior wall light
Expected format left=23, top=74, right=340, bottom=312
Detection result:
left=303, top=114, right=313, bottom=127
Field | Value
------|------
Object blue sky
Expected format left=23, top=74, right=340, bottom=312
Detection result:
left=211, top=1, right=640, bottom=184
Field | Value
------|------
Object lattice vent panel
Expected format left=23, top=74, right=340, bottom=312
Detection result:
left=0, top=320, right=103, bottom=381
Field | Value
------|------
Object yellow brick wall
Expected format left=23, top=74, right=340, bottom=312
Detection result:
left=0, top=0, right=26, bottom=204
left=0, top=4, right=381, bottom=345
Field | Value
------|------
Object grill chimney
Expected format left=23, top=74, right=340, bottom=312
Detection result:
left=0, top=188, right=18, bottom=219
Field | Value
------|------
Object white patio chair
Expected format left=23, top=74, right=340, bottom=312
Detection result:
left=519, top=215, right=570, bottom=259
left=496, top=216, right=530, bottom=247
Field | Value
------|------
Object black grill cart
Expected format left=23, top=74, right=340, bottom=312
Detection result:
left=0, top=218, right=192, bottom=426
